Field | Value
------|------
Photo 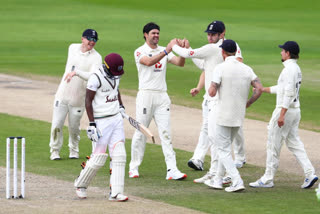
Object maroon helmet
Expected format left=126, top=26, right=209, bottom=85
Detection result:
left=103, top=53, right=124, bottom=79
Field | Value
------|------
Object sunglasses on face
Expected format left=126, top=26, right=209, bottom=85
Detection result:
left=86, top=36, right=98, bottom=42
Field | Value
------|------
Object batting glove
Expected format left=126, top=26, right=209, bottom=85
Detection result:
left=86, top=122, right=102, bottom=142
left=119, top=104, right=125, bottom=118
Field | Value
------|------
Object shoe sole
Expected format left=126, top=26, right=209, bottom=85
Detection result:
left=187, top=161, right=203, bottom=171
left=249, top=184, right=274, bottom=188
left=302, top=177, right=318, bottom=189
left=51, top=158, right=61, bottom=160
left=226, top=187, right=245, bottom=192
left=69, top=157, right=79, bottom=159
left=109, top=197, right=128, bottom=202
left=129, top=175, right=139, bottom=178
left=167, top=174, right=187, bottom=180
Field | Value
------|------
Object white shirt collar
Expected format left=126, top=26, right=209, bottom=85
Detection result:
left=225, top=55, right=237, bottom=62
left=282, top=59, right=297, bottom=67
left=143, top=42, right=160, bottom=52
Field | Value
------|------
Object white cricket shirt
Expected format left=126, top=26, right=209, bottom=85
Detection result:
left=269, top=59, right=301, bottom=109
left=134, top=43, right=174, bottom=91
left=87, top=66, right=120, bottom=118
left=212, top=56, right=257, bottom=127
left=55, top=43, right=102, bottom=107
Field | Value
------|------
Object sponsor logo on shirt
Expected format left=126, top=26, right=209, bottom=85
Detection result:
left=105, top=95, right=118, bottom=103
left=154, top=62, right=162, bottom=72
left=189, top=51, right=194, bottom=56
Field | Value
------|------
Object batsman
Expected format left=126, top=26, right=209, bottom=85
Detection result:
left=74, top=53, right=128, bottom=202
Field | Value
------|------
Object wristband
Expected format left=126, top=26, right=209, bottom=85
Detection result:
left=89, top=122, right=96, bottom=127
left=163, top=50, right=168, bottom=55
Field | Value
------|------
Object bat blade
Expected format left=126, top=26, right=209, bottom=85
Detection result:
left=122, top=112, right=155, bottom=143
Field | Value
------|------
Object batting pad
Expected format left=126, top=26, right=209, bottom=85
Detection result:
left=74, top=153, right=108, bottom=188
left=110, top=142, right=126, bottom=197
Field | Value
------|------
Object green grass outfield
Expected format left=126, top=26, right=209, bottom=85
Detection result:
left=0, top=0, right=319, bottom=131
left=1, top=114, right=320, bottom=213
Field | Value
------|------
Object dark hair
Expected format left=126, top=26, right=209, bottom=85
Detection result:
left=143, top=22, right=160, bottom=40
left=290, top=52, right=299, bottom=59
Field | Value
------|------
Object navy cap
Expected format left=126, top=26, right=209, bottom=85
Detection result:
left=220, top=39, right=237, bottom=53
left=278, top=41, right=300, bottom=55
left=205, top=21, right=225, bottom=34
left=82, top=29, right=98, bottom=40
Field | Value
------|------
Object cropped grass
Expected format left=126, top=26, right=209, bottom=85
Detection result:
left=1, top=114, right=320, bottom=213
left=0, top=0, right=319, bottom=131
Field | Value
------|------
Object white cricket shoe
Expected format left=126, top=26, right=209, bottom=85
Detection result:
left=129, top=169, right=139, bottom=178
left=69, top=150, right=79, bottom=159
left=234, top=160, right=246, bottom=168
left=222, top=176, right=232, bottom=185
left=249, top=179, right=274, bottom=188
left=301, top=175, right=318, bottom=189
left=187, top=159, right=204, bottom=171
left=50, top=150, right=61, bottom=160
left=76, top=187, right=87, bottom=199
left=109, top=193, right=128, bottom=202
left=166, top=169, right=187, bottom=180
left=225, top=179, right=245, bottom=192
left=194, top=172, right=215, bottom=184
left=204, top=178, right=223, bottom=190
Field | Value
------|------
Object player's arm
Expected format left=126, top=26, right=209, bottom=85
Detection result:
left=190, top=71, right=205, bottom=97
left=246, top=78, right=263, bottom=108
left=168, top=55, right=185, bottom=67
left=208, top=81, right=220, bottom=97
left=172, top=43, right=217, bottom=59
left=139, top=44, right=171, bottom=67
left=85, top=89, right=96, bottom=122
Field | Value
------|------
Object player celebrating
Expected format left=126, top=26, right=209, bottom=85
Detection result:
left=249, top=41, right=318, bottom=189
left=49, top=29, right=102, bottom=160
left=74, top=53, right=128, bottom=202
left=128, top=22, right=187, bottom=180
left=170, top=21, right=245, bottom=185
left=208, top=39, right=262, bottom=192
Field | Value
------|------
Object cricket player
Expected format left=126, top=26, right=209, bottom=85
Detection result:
left=171, top=21, right=245, bottom=184
left=74, top=53, right=128, bottom=201
left=206, top=39, right=262, bottom=192
left=128, top=22, right=187, bottom=180
left=49, top=29, right=102, bottom=160
left=249, top=41, right=318, bottom=189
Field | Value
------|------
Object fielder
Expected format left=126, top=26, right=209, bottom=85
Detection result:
left=74, top=53, right=128, bottom=201
left=249, top=41, right=318, bottom=189
left=129, top=22, right=187, bottom=180
left=171, top=21, right=245, bottom=185
left=49, top=29, right=102, bottom=160
left=206, top=39, right=262, bottom=192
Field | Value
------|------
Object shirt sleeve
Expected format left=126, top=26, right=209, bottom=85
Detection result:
left=172, top=44, right=219, bottom=59
left=76, top=53, right=102, bottom=80
left=87, top=73, right=100, bottom=92
left=235, top=43, right=243, bottom=59
left=269, top=85, right=278, bottom=94
left=282, top=68, right=295, bottom=108
left=212, top=66, right=222, bottom=84
left=192, top=58, right=205, bottom=71
left=134, top=49, right=147, bottom=64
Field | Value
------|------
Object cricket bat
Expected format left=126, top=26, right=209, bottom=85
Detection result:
left=121, top=111, right=155, bottom=144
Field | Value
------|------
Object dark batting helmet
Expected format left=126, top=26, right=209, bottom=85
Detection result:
left=103, top=53, right=124, bottom=79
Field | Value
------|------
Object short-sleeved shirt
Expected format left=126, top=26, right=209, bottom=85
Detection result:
left=55, top=43, right=102, bottom=107
left=212, top=56, right=257, bottom=127
left=87, top=66, right=120, bottom=118
left=134, top=43, right=174, bottom=91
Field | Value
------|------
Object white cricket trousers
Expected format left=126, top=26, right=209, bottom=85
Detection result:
left=49, top=99, right=84, bottom=153
left=261, top=107, right=315, bottom=183
left=192, top=99, right=246, bottom=169
left=129, top=90, right=178, bottom=171
left=215, top=125, right=242, bottom=184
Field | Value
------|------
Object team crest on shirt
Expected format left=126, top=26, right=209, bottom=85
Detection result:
left=189, top=51, right=194, bottom=56
left=136, top=52, right=141, bottom=57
